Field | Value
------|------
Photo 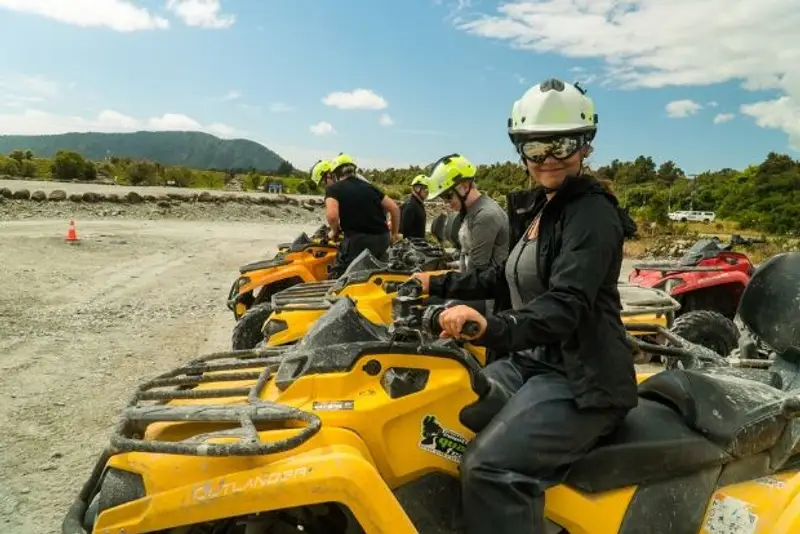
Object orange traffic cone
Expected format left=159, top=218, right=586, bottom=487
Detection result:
left=65, top=218, right=80, bottom=243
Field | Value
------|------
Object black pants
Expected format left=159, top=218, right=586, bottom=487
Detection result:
left=327, top=231, right=390, bottom=279
left=461, top=354, right=627, bottom=534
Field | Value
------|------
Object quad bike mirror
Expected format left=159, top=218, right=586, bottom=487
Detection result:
left=444, top=213, right=463, bottom=250
left=430, top=213, right=447, bottom=244
left=737, top=251, right=800, bottom=360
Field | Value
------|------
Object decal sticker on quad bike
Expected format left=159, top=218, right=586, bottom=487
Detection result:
left=312, top=400, right=354, bottom=411
left=702, top=495, right=759, bottom=534
left=419, top=414, right=469, bottom=463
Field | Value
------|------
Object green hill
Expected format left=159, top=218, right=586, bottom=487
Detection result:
left=0, top=131, right=290, bottom=172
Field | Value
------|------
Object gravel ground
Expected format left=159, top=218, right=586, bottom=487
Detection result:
left=0, top=218, right=321, bottom=533
left=0, top=197, right=649, bottom=533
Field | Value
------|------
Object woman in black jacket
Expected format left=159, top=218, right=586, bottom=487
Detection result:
left=413, top=78, right=638, bottom=534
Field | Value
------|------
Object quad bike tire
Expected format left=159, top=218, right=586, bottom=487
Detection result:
left=231, top=302, right=274, bottom=350
left=670, top=309, right=740, bottom=358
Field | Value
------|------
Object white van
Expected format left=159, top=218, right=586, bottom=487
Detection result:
left=668, top=210, right=716, bottom=223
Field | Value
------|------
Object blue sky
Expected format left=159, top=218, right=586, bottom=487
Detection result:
left=0, top=0, right=798, bottom=173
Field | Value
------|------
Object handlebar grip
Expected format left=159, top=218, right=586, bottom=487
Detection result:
left=461, top=320, right=481, bottom=338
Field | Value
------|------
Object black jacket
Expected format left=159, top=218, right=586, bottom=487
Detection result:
left=429, top=176, right=638, bottom=410
left=399, top=194, right=426, bottom=239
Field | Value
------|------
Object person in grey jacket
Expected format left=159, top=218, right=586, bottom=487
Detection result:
left=425, top=153, right=509, bottom=313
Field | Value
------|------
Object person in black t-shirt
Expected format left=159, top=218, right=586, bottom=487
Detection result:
left=324, top=153, right=400, bottom=278
left=399, top=174, right=428, bottom=239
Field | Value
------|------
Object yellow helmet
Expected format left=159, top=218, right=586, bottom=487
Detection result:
left=310, top=159, right=332, bottom=186
left=426, top=153, right=477, bottom=200
left=411, top=174, right=428, bottom=188
left=330, top=153, right=357, bottom=177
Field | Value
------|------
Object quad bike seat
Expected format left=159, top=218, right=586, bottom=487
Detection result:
left=238, top=256, right=289, bottom=274
left=565, top=369, right=795, bottom=493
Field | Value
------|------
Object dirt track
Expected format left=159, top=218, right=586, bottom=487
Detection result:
left=0, top=219, right=319, bottom=533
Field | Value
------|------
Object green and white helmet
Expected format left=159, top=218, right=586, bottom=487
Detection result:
left=410, top=174, right=428, bottom=188
left=508, top=78, right=597, bottom=143
left=425, top=153, right=476, bottom=200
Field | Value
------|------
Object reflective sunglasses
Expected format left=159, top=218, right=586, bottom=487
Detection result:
left=517, top=135, right=585, bottom=164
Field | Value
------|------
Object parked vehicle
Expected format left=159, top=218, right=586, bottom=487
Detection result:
left=668, top=210, right=717, bottom=223
left=629, top=234, right=765, bottom=319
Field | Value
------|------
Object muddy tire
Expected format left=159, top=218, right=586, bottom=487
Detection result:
left=671, top=310, right=740, bottom=358
left=231, top=302, right=274, bottom=350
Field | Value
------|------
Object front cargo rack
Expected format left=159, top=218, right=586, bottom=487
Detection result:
left=64, top=347, right=322, bottom=534
left=109, top=346, right=321, bottom=457
left=618, top=283, right=681, bottom=318
left=271, top=279, right=338, bottom=310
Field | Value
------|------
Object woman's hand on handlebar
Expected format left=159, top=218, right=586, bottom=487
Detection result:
left=438, top=305, right=487, bottom=341
left=410, top=272, right=433, bottom=293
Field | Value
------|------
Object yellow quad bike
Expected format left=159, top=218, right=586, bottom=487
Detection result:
left=258, top=241, right=456, bottom=349
left=226, top=224, right=339, bottom=323
left=63, top=251, right=800, bottom=534
left=233, top=237, right=457, bottom=350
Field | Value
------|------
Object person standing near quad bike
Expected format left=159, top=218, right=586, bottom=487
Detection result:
left=324, top=153, right=401, bottom=279
left=398, top=174, right=429, bottom=239
left=412, top=78, right=638, bottom=534
left=427, top=154, right=509, bottom=274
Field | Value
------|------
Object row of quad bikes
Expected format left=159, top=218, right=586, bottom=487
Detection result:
left=62, top=217, right=800, bottom=533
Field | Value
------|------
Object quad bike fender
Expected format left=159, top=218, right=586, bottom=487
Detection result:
left=237, top=263, right=317, bottom=297
left=702, top=470, right=800, bottom=534
left=93, top=428, right=417, bottom=534
left=670, top=270, right=749, bottom=297
left=544, top=484, right=637, bottom=533
left=264, top=309, right=325, bottom=347
left=623, top=312, right=669, bottom=337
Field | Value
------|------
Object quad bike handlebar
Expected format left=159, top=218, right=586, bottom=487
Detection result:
left=390, top=278, right=480, bottom=339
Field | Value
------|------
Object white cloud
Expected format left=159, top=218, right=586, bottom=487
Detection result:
left=514, top=73, right=526, bottom=85
left=322, top=89, right=388, bottom=110
left=665, top=99, right=702, bottom=118
left=379, top=113, right=394, bottom=126
left=220, top=90, right=240, bottom=101
left=713, top=112, right=735, bottom=124
left=309, top=121, right=336, bottom=136
left=0, top=74, right=61, bottom=109
left=456, top=0, right=800, bottom=150
left=741, top=97, right=800, bottom=149
left=0, top=108, right=238, bottom=138
left=707, top=101, right=719, bottom=108
left=269, top=102, right=294, bottom=113
left=165, top=0, right=235, bottom=29
left=0, top=0, right=169, bottom=31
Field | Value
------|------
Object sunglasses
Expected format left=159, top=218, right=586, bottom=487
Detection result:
left=517, top=135, right=586, bottom=164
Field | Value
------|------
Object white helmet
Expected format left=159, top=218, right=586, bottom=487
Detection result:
left=508, top=78, right=597, bottom=141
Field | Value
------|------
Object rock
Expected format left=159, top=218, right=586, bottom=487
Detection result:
left=48, top=189, right=67, bottom=201
left=68, top=193, right=83, bottom=202
left=31, top=190, right=47, bottom=201
left=12, top=189, right=30, bottom=200
left=197, top=191, right=214, bottom=202
left=156, top=200, right=171, bottom=209
left=125, top=191, right=143, bottom=204
left=167, top=192, right=190, bottom=201
left=0, top=187, right=12, bottom=198
left=143, top=194, right=156, bottom=202
left=106, top=193, right=121, bottom=203
left=82, top=192, right=99, bottom=203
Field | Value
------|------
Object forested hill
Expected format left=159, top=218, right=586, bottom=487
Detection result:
left=0, top=131, right=290, bottom=172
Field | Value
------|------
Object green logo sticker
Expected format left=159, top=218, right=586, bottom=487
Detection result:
left=419, top=414, right=469, bottom=462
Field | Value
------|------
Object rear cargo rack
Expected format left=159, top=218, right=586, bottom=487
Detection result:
left=108, top=347, right=321, bottom=457
left=618, top=283, right=681, bottom=317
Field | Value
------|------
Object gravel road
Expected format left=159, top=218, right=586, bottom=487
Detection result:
left=0, top=210, right=644, bottom=533
left=0, top=219, right=319, bottom=534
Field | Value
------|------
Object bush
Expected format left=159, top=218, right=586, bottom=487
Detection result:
left=296, top=181, right=309, bottom=194
left=51, top=151, right=96, bottom=181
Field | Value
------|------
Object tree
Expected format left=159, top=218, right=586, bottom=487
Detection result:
left=276, top=160, right=294, bottom=176
left=164, top=166, right=194, bottom=187
left=656, top=160, right=685, bottom=185
left=126, top=160, right=160, bottom=186
left=51, top=150, right=96, bottom=181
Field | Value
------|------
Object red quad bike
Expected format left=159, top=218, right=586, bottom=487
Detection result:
left=630, top=234, right=765, bottom=320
